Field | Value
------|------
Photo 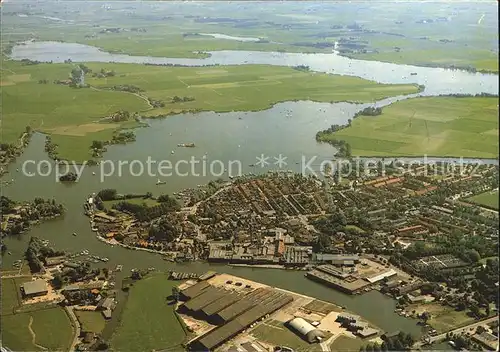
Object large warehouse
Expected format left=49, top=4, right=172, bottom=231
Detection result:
left=179, top=282, right=293, bottom=351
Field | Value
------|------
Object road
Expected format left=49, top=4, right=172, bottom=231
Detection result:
left=65, top=306, right=81, bottom=352
left=415, top=315, right=499, bottom=348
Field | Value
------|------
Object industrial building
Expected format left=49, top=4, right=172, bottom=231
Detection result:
left=287, top=317, right=325, bottom=343
left=21, top=280, right=48, bottom=298
left=180, top=282, right=293, bottom=351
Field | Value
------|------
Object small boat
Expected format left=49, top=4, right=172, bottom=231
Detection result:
left=410, top=72, right=417, bottom=75
left=72, top=232, right=77, bottom=236
left=92, top=172, right=96, bottom=175
left=249, top=164, right=255, bottom=167
left=7, top=252, right=12, bottom=255
left=171, top=150, right=174, bottom=154
left=156, top=179, right=166, bottom=185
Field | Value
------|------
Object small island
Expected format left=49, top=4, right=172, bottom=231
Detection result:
left=59, top=172, right=78, bottom=182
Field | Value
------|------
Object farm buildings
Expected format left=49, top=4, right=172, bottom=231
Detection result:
left=180, top=280, right=293, bottom=351
left=21, top=280, right=48, bottom=298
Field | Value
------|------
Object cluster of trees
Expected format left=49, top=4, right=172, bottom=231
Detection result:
left=97, top=189, right=117, bottom=201
left=44, top=136, right=58, bottom=159
left=112, top=85, right=143, bottom=93
left=1, top=196, right=16, bottom=214
left=53, top=262, right=98, bottom=289
left=360, top=332, right=414, bottom=351
left=148, top=216, right=180, bottom=243
left=20, top=58, right=41, bottom=65
left=171, top=95, right=195, bottom=103
left=111, top=131, right=135, bottom=144
left=110, top=110, right=131, bottom=122
left=91, top=68, right=116, bottom=78
left=113, top=199, right=180, bottom=222
left=0, top=143, right=19, bottom=160
left=25, top=236, right=65, bottom=273
left=2, top=197, right=64, bottom=237
left=292, top=65, right=310, bottom=71
left=355, top=106, right=382, bottom=117
left=59, top=172, right=78, bottom=182
left=148, top=98, right=165, bottom=108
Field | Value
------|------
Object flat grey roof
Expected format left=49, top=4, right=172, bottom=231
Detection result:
left=22, top=280, right=48, bottom=295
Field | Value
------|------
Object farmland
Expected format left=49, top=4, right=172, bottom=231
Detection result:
left=75, top=311, right=107, bottom=334
left=466, top=190, right=499, bottom=210
left=318, top=97, right=499, bottom=158
left=1, top=277, right=73, bottom=351
left=2, top=1, right=497, bottom=72
left=109, top=274, right=187, bottom=351
left=1, top=60, right=419, bottom=161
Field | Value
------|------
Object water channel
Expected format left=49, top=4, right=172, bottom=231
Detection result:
left=2, top=42, right=499, bottom=336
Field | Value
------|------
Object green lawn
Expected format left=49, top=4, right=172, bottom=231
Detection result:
left=329, top=335, right=367, bottom=352
left=1, top=59, right=419, bottom=161
left=466, top=190, right=499, bottom=210
left=1, top=307, right=73, bottom=351
left=1, top=277, right=32, bottom=316
left=30, top=308, right=73, bottom=350
left=110, top=274, right=187, bottom=351
left=1, top=277, right=73, bottom=351
left=320, top=97, right=499, bottom=158
left=1, top=313, right=34, bottom=351
left=75, top=310, right=107, bottom=333
left=409, top=303, right=475, bottom=334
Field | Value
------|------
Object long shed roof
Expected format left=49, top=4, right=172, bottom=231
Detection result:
left=181, top=280, right=210, bottom=299
left=201, top=292, right=241, bottom=316
left=215, top=288, right=273, bottom=322
left=184, top=287, right=225, bottom=312
left=195, top=292, right=293, bottom=350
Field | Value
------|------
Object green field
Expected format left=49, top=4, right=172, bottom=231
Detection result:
left=466, top=190, right=499, bottom=210
left=319, top=97, right=499, bottom=158
left=409, top=303, right=475, bottom=334
left=329, top=335, right=367, bottom=352
left=2, top=1, right=497, bottom=72
left=75, top=310, right=107, bottom=334
left=29, top=308, right=73, bottom=350
left=110, top=274, right=186, bottom=351
left=1, top=60, right=419, bottom=161
left=1, top=278, right=73, bottom=351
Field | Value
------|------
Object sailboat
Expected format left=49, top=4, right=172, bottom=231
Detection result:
left=156, top=178, right=166, bottom=185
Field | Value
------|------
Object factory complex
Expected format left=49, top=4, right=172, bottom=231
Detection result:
left=176, top=273, right=382, bottom=351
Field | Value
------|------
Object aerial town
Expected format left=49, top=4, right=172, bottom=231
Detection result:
left=1, top=1, right=499, bottom=351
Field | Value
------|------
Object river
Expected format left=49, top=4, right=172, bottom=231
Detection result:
left=2, top=42, right=499, bottom=336
left=10, top=41, right=499, bottom=96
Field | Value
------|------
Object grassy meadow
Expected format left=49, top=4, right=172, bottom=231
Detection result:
left=1, top=277, right=73, bottom=351
left=75, top=310, right=107, bottom=334
left=3, top=1, right=497, bottom=72
left=466, top=190, right=499, bottom=210
left=320, top=97, right=499, bottom=158
left=1, top=60, right=419, bottom=161
left=109, top=274, right=186, bottom=351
